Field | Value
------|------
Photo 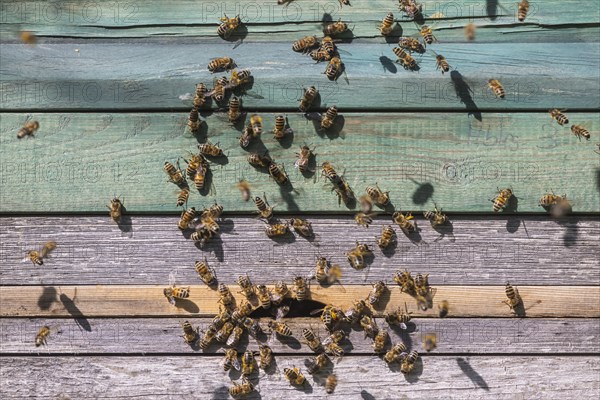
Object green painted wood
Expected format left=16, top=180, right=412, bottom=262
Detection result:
left=1, top=0, right=598, bottom=42
left=1, top=42, right=599, bottom=110
left=1, top=112, right=599, bottom=213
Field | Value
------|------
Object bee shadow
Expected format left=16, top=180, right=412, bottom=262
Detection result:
left=195, top=235, right=225, bottom=262
left=372, top=287, right=392, bottom=311
left=324, top=115, right=345, bottom=140
left=486, top=0, right=499, bottom=21
left=456, top=357, right=490, bottom=390
left=555, top=217, right=580, bottom=248
left=401, top=227, right=424, bottom=245
left=277, top=334, right=302, bottom=350
left=222, top=24, right=249, bottom=44
left=59, top=293, right=92, bottom=332
left=450, top=70, right=482, bottom=121
left=294, top=380, right=313, bottom=394
left=205, top=154, right=229, bottom=166
left=175, top=299, right=200, bottom=314
left=410, top=180, right=434, bottom=205
left=245, top=137, right=269, bottom=156
left=432, top=221, right=456, bottom=242
left=231, top=113, right=247, bottom=132
left=192, top=122, right=209, bottom=144
left=505, top=217, right=521, bottom=234
left=210, top=385, right=231, bottom=400
left=198, top=169, right=213, bottom=196
left=379, top=56, right=398, bottom=74
left=218, top=218, right=235, bottom=234
left=501, top=195, right=519, bottom=213
left=38, top=286, right=58, bottom=310
left=380, top=239, right=397, bottom=258
left=403, top=357, right=424, bottom=383
left=279, top=185, right=301, bottom=212
left=361, top=390, right=376, bottom=400
left=117, top=214, right=133, bottom=235
left=384, top=24, right=404, bottom=44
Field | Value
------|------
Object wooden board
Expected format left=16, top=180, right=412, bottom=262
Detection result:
left=1, top=356, right=598, bottom=399
left=2, top=317, right=597, bottom=355
left=2, top=43, right=599, bottom=111
left=1, top=113, right=599, bottom=213
left=1, top=216, right=598, bottom=286
left=2, top=285, right=598, bottom=318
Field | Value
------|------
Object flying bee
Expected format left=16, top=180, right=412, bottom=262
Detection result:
left=268, top=320, right=293, bottom=337
left=379, top=12, right=395, bottom=36
left=193, top=83, right=208, bottom=107
left=254, top=193, right=274, bottom=220
left=195, top=258, right=217, bottom=287
left=400, top=350, right=419, bottom=374
left=435, top=54, right=450, bottom=74
left=325, top=374, right=338, bottom=394
left=549, top=108, right=569, bottom=125
left=241, top=350, right=257, bottom=376
left=230, top=69, right=252, bottom=88
left=366, top=183, right=390, bottom=206
left=324, top=57, right=343, bottom=81
left=187, top=106, right=202, bottom=133
left=293, top=276, right=308, bottom=301
left=24, top=241, right=56, bottom=266
left=226, top=325, right=244, bottom=347
left=304, top=353, right=329, bottom=374
left=222, top=348, right=241, bottom=372
left=227, top=96, right=243, bottom=123
left=503, top=282, right=522, bottom=313
left=164, top=160, right=186, bottom=187
left=292, top=35, right=319, bottom=53
left=273, top=114, right=293, bottom=141
left=299, top=86, right=318, bottom=112
left=231, top=302, right=253, bottom=324
left=571, top=124, right=590, bottom=141
left=180, top=320, right=199, bottom=345
left=373, top=329, right=389, bottom=353
left=320, top=105, right=338, bottom=130
left=283, top=367, right=306, bottom=386
left=163, top=285, right=190, bottom=305
left=237, top=274, right=256, bottom=299
left=393, top=270, right=416, bottom=295
left=217, top=14, right=242, bottom=38
left=385, top=303, right=412, bottom=329
left=20, top=31, right=37, bottom=45
left=398, top=37, right=425, bottom=53
left=265, top=223, right=289, bottom=238
left=215, top=321, right=234, bottom=343
left=35, top=325, right=51, bottom=347
left=323, top=18, right=350, bottom=36
left=256, top=284, right=272, bottom=309
left=272, top=281, right=289, bottom=305
left=423, top=205, right=448, bottom=226
left=345, top=299, right=368, bottom=324
left=423, top=333, right=437, bottom=352
left=360, top=315, right=379, bottom=339
left=106, top=197, right=124, bottom=223
left=419, top=25, right=436, bottom=45
left=488, top=79, right=505, bottom=99
left=491, top=187, right=514, bottom=212
left=207, top=57, right=236, bottom=73
left=359, top=195, right=373, bottom=213
left=392, top=47, right=417, bottom=70
left=383, top=342, right=407, bottom=364
left=268, top=162, right=289, bottom=185
left=302, top=328, right=323, bottom=353
left=464, top=23, right=476, bottom=40
left=176, top=187, right=190, bottom=207
left=178, top=207, right=196, bottom=230
left=517, top=0, right=529, bottom=22
left=249, top=114, right=263, bottom=136
left=438, top=300, right=449, bottom=318
left=368, top=281, right=387, bottom=306
left=198, top=141, right=225, bottom=158
left=377, top=225, right=396, bottom=250
left=17, top=120, right=39, bottom=138
left=211, top=76, right=228, bottom=104
left=550, top=195, right=572, bottom=218
left=258, top=344, right=274, bottom=370
left=235, top=179, right=251, bottom=202
left=324, top=342, right=344, bottom=359
left=247, top=152, right=272, bottom=168
left=199, top=326, right=217, bottom=350
left=322, top=330, right=345, bottom=346
left=355, top=212, right=376, bottom=228
left=392, top=211, right=415, bottom=233
left=289, top=218, right=314, bottom=238
left=218, top=283, right=236, bottom=310
left=228, top=377, right=254, bottom=398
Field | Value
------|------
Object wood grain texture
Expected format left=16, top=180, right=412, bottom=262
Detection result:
left=1, top=356, right=598, bottom=399
left=1, top=317, right=597, bottom=355
left=1, top=43, right=599, bottom=110
left=1, top=0, right=598, bottom=42
left=2, top=285, right=599, bottom=318
left=1, top=113, right=599, bottom=213
left=1, top=216, right=598, bottom=286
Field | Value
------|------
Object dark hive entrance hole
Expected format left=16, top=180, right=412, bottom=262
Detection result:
left=249, top=299, right=326, bottom=319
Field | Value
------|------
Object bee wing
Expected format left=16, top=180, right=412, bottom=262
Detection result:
left=226, top=333, right=238, bottom=347
left=21, top=255, right=32, bottom=263
left=399, top=322, right=408, bottom=330
left=275, top=305, right=290, bottom=320
left=232, top=357, right=241, bottom=371
left=168, top=271, right=177, bottom=287
left=168, top=296, right=177, bottom=306
left=309, top=308, right=325, bottom=316
left=178, top=93, right=194, bottom=101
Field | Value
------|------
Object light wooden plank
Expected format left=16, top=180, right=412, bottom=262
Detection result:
left=1, top=285, right=598, bottom=318
left=1, top=0, right=598, bottom=42
left=1, top=317, right=597, bottom=355
left=1, top=113, right=599, bottom=213
left=1, top=216, right=598, bottom=286
left=1, top=43, right=599, bottom=110
left=1, top=356, right=598, bottom=399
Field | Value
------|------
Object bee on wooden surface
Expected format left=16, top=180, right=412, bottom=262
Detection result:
left=324, top=57, right=343, bottom=81
left=272, top=281, right=289, bottom=305
left=217, top=14, right=242, bottom=38
left=241, top=316, right=262, bottom=337
left=423, top=205, right=448, bottom=226
left=258, top=344, right=274, bottom=370
left=334, top=180, right=355, bottom=206
left=398, top=37, right=425, bottom=53
left=304, top=353, right=329, bottom=374
left=368, top=281, right=387, bottom=306
left=35, top=325, right=51, bottom=347
left=313, top=256, right=330, bottom=283
left=491, top=187, right=513, bottom=212
left=193, top=163, right=210, bottom=192
left=320, top=36, right=337, bottom=55
left=190, top=227, right=214, bottom=244
left=226, top=96, right=243, bottom=124
left=419, top=25, right=436, bottom=45
left=238, top=128, right=253, bottom=149
left=401, top=350, right=419, bottom=374
left=310, top=48, right=333, bottom=62
left=178, top=207, right=196, bottom=230
left=393, top=270, right=416, bottom=296
left=106, top=197, right=124, bottom=223
left=299, top=86, right=318, bottom=112
left=435, top=54, right=450, bottom=74
left=488, top=79, right=505, bottom=99
left=176, top=187, right=190, bottom=207
left=20, top=31, right=37, bottom=45
left=215, top=321, right=235, bottom=343
left=383, top=342, right=407, bottom=364
left=293, top=276, right=308, bottom=301
left=247, top=152, right=272, bottom=168
left=324, top=342, right=345, bottom=360
left=231, top=302, right=253, bottom=325
left=315, top=305, right=345, bottom=332
left=208, top=57, right=236, bottom=73
left=359, top=195, right=373, bottom=214
left=399, top=0, right=422, bottom=18
left=392, top=211, right=415, bottom=233
left=230, top=69, right=252, bottom=88
left=346, top=242, right=372, bottom=270
left=345, top=299, right=368, bottom=324
left=212, top=308, right=231, bottom=330
left=241, top=350, right=257, bottom=376
left=163, top=285, right=190, bottom=305
left=360, top=315, right=379, bottom=339
left=164, top=160, right=186, bottom=187
left=385, top=303, right=412, bottom=329
left=222, top=348, right=241, bottom=371
left=517, top=0, right=529, bottom=22
left=248, top=114, right=263, bottom=136
left=539, top=191, right=562, bottom=208
left=273, top=114, right=293, bottom=141
left=302, top=328, right=323, bottom=353
left=322, top=330, right=345, bottom=346
left=227, top=325, right=244, bottom=347
left=414, top=273, right=433, bottom=298
left=464, top=23, right=476, bottom=41
left=423, top=333, right=437, bottom=352
left=323, top=18, right=350, bottom=36
left=379, top=12, right=395, bottom=36
left=438, top=300, right=449, bottom=318
left=17, top=120, right=39, bottom=138
left=325, top=374, right=338, bottom=394
left=268, top=320, right=293, bottom=337
left=320, top=105, right=338, bottom=130
left=284, top=367, right=306, bottom=386
left=198, top=141, right=225, bottom=158
left=187, top=106, right=202, bottom=133
left=211, top=76, right=228, bottom=104
left=268, top=162, right=289, bottom=186
left=321, top=161, right=340, bottom=183
left=199, top=325, right=217, bottom=350
left=293, top=35, right=319, bottom=52
left=571, top=124, right=590, bottom=141
left=194, top=258, right=217, bottom=287
left=373, top=329, right=389, bottom=353
left=503, top=282, right=522, bottom=313
left=366, top=183, right=390, bottom=206
left=355, top=212, right=375, bottom=227
left=289, top=218, right=314, bottom=238
left=25, top=241, right=57, bottom=266
left=377, top=225, right=396, bottom=250
left=256, top=284, right=272, bottom=309
left=237, top=274, right=256, bottom=299
left=193, top=83, right=208, bottom=107
left=218, top=283, right=236, bottom=310
left=339, top=0, right=351, bottom=6
left=181, top=320, right=199, bottom=345
left=254, top=193, right=274, bottom=220
left=184, top=153, right=206, bottom=180
left=549, top=109, right=569, bottom=126
left=265, top=223, right=289, bottom=238
left=392, top=46, right=417, bottom=70
left=228, top=377, right=254, bottom=398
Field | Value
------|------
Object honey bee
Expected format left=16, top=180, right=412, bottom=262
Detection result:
left=359, top=195, right=373, bottom=213
left=334, top=180, right=355, bottom=206
left=238, top=128, right=253, bottom=149
left=325, top=374, right=338, bottom=394
left=178, top=207, right=197, bottom=230
left=208, top=57, right=236, bottom=73
left=503, top=282, right=522, bottom=313
left=190, top=227, right=214, bottom=244
left=218, top=283, right=236, bottom=310
left=232, top=180, right=251, bottom=202
left=199, top=325, right=217, bottom=350
left=230, top=69, right=252, bottom=88
left=203, top=201, right=223, bottom=222
left=435, top=54, right=450, bottom=74
left=289, top=218, right=314, bottom=238
left=268, top=320, right=293, bottom=337
left=184, top=153, right=207, bottom=179
left=227, top=325, right=244, bottom=347
left=17, top=120, right=39, bottom=138
left=313, top=256, right=329, bottom=283
left=324, top=57, right=343, bottom=81
left=393, top=269, right=416, bottom=295
left=255, top=284, right=272, bottom=309
left=187, top=106, right=202, bottom=133
left=272, top=281, right=289, bottom=305
left=194, top=258, right=217, bottom=287
left=20, top=31, right=37, bottom=45
left=464, top=23, right=476, bottom=41
left=193, top=83, right=208, bottom=108
left=379, top=12, right=395, bottom=36
left=488, top=79, right=505, bottom=99
left=377, top=225, right=396, bottom=250
left=346, top=242, right=372, bottom=270
left=176, top=187, right=190, bottom=207
left=419, top=25, right=436, bottom=44
left=164, top=160, right=186, bottom=187
left=571, top=124, right=590, bottom=141
left=400, top=350, right=419, bottom=374
left=193, top=163, right=210, bottom=192
left=517, top=0, right=529, bottom=22
left=163, top=285, right=190, bottom=305
left=373, top=329, right=389, bottom=353
left=360, top=315, right=379, bottom=339
left=320, top=36, right=336, bottom=55
left=241, top=316, right=262, bottom=337
left=181, top=320, right=199, bottom=345
left=423, top=205, right=448, bottom=226
left=254, top=193, right=274, bottom=220
left=268, top=162, right=289, bottom=185
left=212, top=308, right=232, bottom=330
left=414, top=273, right=432, bottom=298
left=423, top=333, right=437, bottom=352
left=549, top=108, right=569, bottom=125
left=247, top=152, right=272, bottom=168
left=320, top=105, right=338, bottom=130
left=302, top=328, right=323, bottom=353
left=222, top=348, right=241, bottom=371
left=385, top=303, right=412, bottom=329
left=299, top=86, right=318, bottom=112
left=237, top=274, right=256, bottom=299
left=211, top=76, right=228, bottom=103
left=217, top=14, right=242, bottom=38
left=293, top=276, right=308, bottom=301
left=392, top=211, right=415, bottom=233
left=106, top=197, right=124, bottom=223
left=383, top=342, right=407, bottom=364
left=321, top=161, right=340, bottom=183
left=284, top=367, right=306, bottom=385
left=345, top=299, right=368, bottom=324
left=273, top=115, right=293, bottom=141
left=315, top=305, right=345, bottom=332
left=198, top=141, right=225, bottom=158
left=304, top=353, right=329, bottom=374
left=215, top=321, right=234, bottom=343
left=249, top=114, right=263, bottom=136
left=25, top=241, right=57, bottom=266
left=258, top=344, right=274, bottom=370
left=438, top=300, right=449, bottom=318
left=35, top=325, right=51, bottom=346
left=399, top=0, right=422, bottom=18
left=293, top=35, right=319, bottom=52
left=368, top=281, right=387, bottom=306
left=354, top=212, right=375, bottom=227
left=491, top=187, right=514, bottom=212
left=241, top=350, right=257, bottom=376
left=539, top=191, right=561, bottom=208
left=322, top=330, right=345, bottom=347
left=228, top=377, right=254, bottom=397
left=226, top=96, right=243, bottom=123
left=392, top=47, right=417, bottom=70
left=398, top=37, right=425, bottom=53
left=324, top=342, right=345, bottom=359
left=323, top=19, right=349, bottom=36
left=265, top=223, right=289, bottom=238
left=366, top=183, right=390, bottom=206
left=310, top=48, right=333, bottom=62
left=231, top=302, right=253, bottom=324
